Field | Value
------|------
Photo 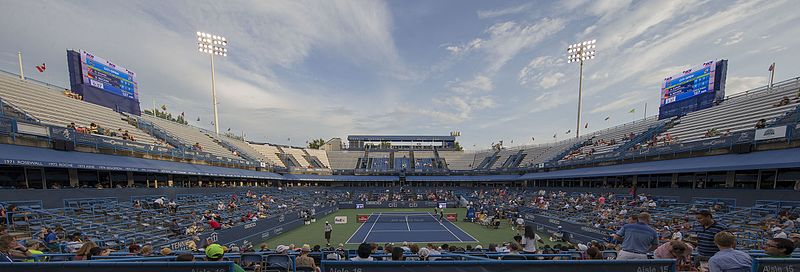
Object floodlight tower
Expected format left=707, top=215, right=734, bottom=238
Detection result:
left=196, top=32, right=228, bottom=134
left=566, top=39, right=596, bottom=139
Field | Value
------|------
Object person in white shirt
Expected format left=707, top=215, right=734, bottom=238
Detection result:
left=514, top=217, right=525, bottom=232
left=521, top=225, right=545, bottom=253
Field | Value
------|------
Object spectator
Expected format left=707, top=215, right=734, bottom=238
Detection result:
left=176, top=253, right=195, bottom=261
left=275, top=245, right=289, bottom=255
left=350, top=243, right=374, bottom=261
left=521, top=225, right=544, bottom=253
left=586, top=247, right=603, bottom=260
left=418, top=248, right=430, bottom=261
left=128, top=244, right=141, bottom=255
left=391, top=247, right=405, bottom=261
left=613, top=212, right=658, bottom=259
left=708, top=231, right=751, bottom=272
left=170, top=219, right=182, bottom=236
left=205, top=244, right=245, bottom=272
left=160, top=247, right=172, bottom=256
left=790, top=233, right=800, bottom=249
left=692, top=210, right=728, bottom=262
left=755, top=119, right=767, bottom=129
left=86, top=247, right=111, bottom=260
left=654, top=240, right=693, bottom=271
left=764, top=238, right=795, bottom=258
left=140, top=245, right=153, bottom=256
left=295, top=244, right=319, bottom=272
left=0, top=234, right=30, bottom=262
left=24, top=240, right=45, bottom=261
left=74, top=241, right=98, bottom=261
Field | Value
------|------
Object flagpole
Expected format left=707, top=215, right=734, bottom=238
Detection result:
left=769, top=62, right=775, bottom=90
left=17, top=51, right=24, bottom=80
left=643, top=102, right=647, bottom=120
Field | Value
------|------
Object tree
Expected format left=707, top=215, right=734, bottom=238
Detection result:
left=453, top=141, right=464, bottom=151
left=307, top=138, right=326, bottom=149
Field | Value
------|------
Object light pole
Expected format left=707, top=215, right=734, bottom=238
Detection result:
left=567, top=39, right=596, bottom=139
left=196, top=31, right=228, bottom=134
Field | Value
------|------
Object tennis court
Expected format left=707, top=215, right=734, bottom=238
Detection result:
left=346, top=212, right=478, bottom=244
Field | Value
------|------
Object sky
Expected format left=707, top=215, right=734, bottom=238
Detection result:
left=1, top=0, right=799, bottom=150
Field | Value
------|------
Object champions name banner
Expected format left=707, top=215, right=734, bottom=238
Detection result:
left=165, top=206, right=337, bottom=250
left=320, top=259, right=677, bottom=272
left=518, top=207, right=611, bottom=244
left=338, top=201, right=458, bottom=209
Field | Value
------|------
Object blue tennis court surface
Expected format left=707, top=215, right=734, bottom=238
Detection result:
left=346, top=212, right=478, bottom=244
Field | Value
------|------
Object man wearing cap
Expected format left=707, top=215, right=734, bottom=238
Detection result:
left=296, top=244, right=320, bottom=272
left=324, top=221, right=333, bottom=246
left=205, top=244, right=245, bottom=272
left=790, top=233, right=800, bottom=249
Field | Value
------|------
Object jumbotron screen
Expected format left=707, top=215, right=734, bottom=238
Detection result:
left=660, top=60, right=717, bottom=106
left=79, top=50, right=139, bottom=100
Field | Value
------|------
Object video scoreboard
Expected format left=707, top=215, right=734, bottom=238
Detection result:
left=79, top=50, right=139, bottom=100
left=661, top=60, right=716, bottom=106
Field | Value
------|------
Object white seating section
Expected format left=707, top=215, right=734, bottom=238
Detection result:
left=658, top=81, right=800, bottom=143
left=283, top=147, right=311, bottom=168
left=142, top=115, right=239, bottom=159
left=305, top=148, right=330, bottom=168
left=438, top=151, right=477, bottom=170
left=215, top=135, right=269, bottom=163
left=249, top=143, right=286, bottom=168
left=0, top=73, right=161, bottom=145
left=326, top=151, right=364, bottom=170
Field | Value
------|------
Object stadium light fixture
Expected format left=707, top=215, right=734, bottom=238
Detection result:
left=196, top=31, right=228, bottom=134
left=566, top=39, right=597, bottom=139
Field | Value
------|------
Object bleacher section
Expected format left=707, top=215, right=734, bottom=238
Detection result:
left=439, top=151, right=477, bottom=170
left=305, top=148, right=330, bottom=169
left=658, top=79, right=800, bottom=144
left=142, top=115, right=239, bottom=159
left=249, top=143, right=286, bottom=167
left=559, top=116, right=664, bottom=162
left=282, top=147, right=311, bottom=168
left=213, top=134, right=269, bottom=163
left=0, top=73, right=161, bottom=145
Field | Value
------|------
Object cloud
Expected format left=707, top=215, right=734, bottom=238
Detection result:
left=481, top=18, right=566, bottom=73
left=724, top=31, right=744, bottom=46
left=447, top=75, right=494, bottom=94
left=588, top=91, right=647, bottom=114
left=538, top=72, right=566, bottom=89
left=518, top=56, right=565, bottom=85
left=725, top=76, right=767, bottom=95
left=477, top=3, right=534, bottom=19
left=444, top=38, right=483, bottom=55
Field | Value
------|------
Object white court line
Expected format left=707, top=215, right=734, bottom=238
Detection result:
left=443, top=218, right=480, bottom=242
left=362, top=213, right=381, bottom=243
left=427, top=212, right=462, bottom=242
left=369, top=230, right=450, bottom=233
left=346, top=213, right=371, bottom=244
left=405, top=215, right=411, bottom=231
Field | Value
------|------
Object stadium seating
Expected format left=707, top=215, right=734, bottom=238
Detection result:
left=558, top=116, right=664, bottom=162
left=0, top=73, right=161, bottom=145
left=438, top=151, right=477, bottom=170
left=656, top=79, right=800, bottom=144
left=249, top=143, right=287, bottom=168
left=141, top=115, right=240, bottom=159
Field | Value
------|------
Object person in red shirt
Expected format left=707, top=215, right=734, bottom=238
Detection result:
left=208, top=219, right=221, bottom=230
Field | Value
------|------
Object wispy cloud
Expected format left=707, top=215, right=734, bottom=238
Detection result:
left=477, top=3, right=534, bottom=19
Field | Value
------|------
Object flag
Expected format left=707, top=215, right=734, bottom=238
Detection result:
left=584, top=123, right=588, bottom=128
left=553, top=134, right=556, bottom=138
left=531, top=137, right=535, bottom=142
left=161, top=105, right=167, bottom=111
left=196, top=117, right=200, bottom=121
left=768, top=62, right=775, bottom=72
left=604, top=116, right=610, bottom=121
left=35, top=63, right=46, bottom=73
left=181, top=112, right=185, bottom=117
left=566, top=129, right=571, bottom=134
left=287, top=138, right=291, bottom=141
left=227, top=128, right=231, bottom=132
left=629, top=108, right=636, bottom=113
